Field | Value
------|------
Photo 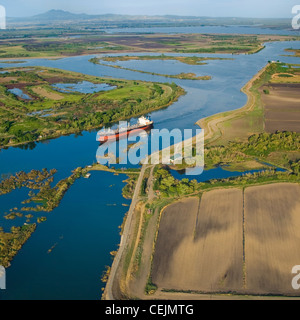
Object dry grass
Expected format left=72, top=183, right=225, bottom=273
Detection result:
left=31, top=86, right=64, bottom=100
left=0, top=77, right=18, bottom=83
left=271, top=73, right=300, bottom=83
left=244, top=183, right=300, bottom=296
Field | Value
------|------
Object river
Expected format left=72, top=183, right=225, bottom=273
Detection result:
left=0, top=35, right=299, bottom=299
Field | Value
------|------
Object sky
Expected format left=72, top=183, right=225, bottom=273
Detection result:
left=1, top=0, right=299, bottom=18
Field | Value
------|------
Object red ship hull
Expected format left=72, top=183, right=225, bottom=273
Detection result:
left=98, top=123, right=153, bottom=142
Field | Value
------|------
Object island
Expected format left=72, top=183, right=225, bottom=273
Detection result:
left=0, top=66, right=184, bottom=148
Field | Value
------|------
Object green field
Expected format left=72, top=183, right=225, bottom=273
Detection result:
left=0, top=66, right=184, bottom=148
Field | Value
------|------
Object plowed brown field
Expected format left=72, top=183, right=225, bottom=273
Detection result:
left=244, top=183, right=300, bottom=295
left=262, top=84, right=300, bottom=133
left=152, top=189, right=244, bottom=292
left=152, top=183, right=300, bottom=296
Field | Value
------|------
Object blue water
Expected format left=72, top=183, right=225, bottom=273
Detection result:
left=52, top=81, right=116, bottom=94
left=0, top=171, right=130, bottom=300
left=8, top=88, right=32, bottom=100
left=0, top=38, right=299, bottom=300
left=170, top=166, right=286, bottom=183
left=104, top=25, right=299, bottom=36
left=0, top=188, right=32, bottom=232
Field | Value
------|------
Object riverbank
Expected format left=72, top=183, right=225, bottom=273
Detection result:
left=89, top=57, right=212, bottom=80
left=89, top=55, right=234, bottom=80
left=197, top=63, right=268, bottom=146
left=198, top=62, right=300, bottom=146
left=103, top=60, right=300, bottom=300
left=0, top=66, right=185, bottom=149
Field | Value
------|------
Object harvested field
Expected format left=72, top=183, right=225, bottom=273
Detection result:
left=0, top=77, right=17, bottom=83
left=244, top=183, right=300, bottom=296
left=261, top=83, right=300, bottom=133
left=31, top=86, right=64, bottom=100
left=151, top=183, right=300, bottom=296
left=152, top=189, right=244, bottom=292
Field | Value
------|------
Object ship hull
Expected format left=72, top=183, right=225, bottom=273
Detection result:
left=98, top=123, right=153, bottom=142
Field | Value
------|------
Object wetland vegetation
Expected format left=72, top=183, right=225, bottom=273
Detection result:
left=0, top=66, right=184, bottom=148
left=89, top=57, right=212, bottom=80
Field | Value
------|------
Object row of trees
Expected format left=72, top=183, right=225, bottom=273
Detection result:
left=153, top=165, right=299, bottom=199
left=205, top=131, right=300, bottom=170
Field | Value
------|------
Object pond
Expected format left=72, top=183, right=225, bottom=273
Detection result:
left=170, top=166, right=286, bottom=183
left=52, top=81, right=116, bottom=94
left=8, top=88, right=32, bottom=100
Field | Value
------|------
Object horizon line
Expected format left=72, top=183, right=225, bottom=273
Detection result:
left=7, top=9, right=293, bottom=20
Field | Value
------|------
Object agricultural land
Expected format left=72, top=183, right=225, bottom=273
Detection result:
left=104, top=61, right=300, bottom=300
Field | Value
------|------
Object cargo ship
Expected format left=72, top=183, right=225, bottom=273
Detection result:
left=97, top=116, right=153, bottom=142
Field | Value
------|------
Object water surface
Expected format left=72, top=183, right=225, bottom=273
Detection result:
left=0, top=39, right=299, bottom=300
left=52, top=81, right=116, bottom=94
left=8, top=88, right=32, bottom=100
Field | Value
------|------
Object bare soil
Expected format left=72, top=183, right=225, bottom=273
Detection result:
left=152, top=189, right=244, bottom=292
left=150, top=183, right=300, bottom=297
left=244, top=183, right=300, bottom=296
left=261, top=83, right=300, bottom=133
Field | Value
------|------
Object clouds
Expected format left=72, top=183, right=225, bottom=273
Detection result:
left=1, top=0, right=298, bottom=18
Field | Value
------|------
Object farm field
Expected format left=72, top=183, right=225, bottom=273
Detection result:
left=244, top=183, right=300, bottom=295
left=197, top=62, right=300, bottom=147
left=0, top=34, right=297, bottom=59
left=151, top=183, right=300, bottom=296
left=152, top=189, right=244, bottom=292
left=261, top=82, right=300, bottom=133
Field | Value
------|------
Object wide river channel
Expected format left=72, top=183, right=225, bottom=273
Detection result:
left=0, top=31, right=299, bottom=299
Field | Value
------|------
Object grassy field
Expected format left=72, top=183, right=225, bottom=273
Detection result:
left=0, top=66, right=184, bottom=148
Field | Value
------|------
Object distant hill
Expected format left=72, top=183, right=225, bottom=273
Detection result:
left=31, top=9, right=91, bottom=21
left=7, top=10, right=291, bottom=28
left=9, top=10, right=165, bottom=22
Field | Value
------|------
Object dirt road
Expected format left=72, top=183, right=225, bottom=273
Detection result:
left=103, top=164, right=148, bottom=300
